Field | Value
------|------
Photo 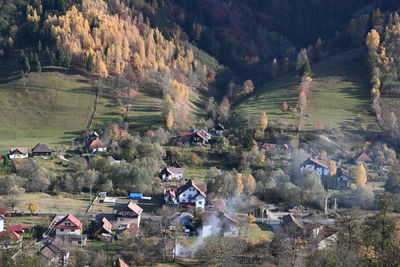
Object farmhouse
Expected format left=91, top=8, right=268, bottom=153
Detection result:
left=215, top=123, right=225, bottom=135
left=353, top=152, right=373, bottom=166
left=335, top=168, right=351, bottom=189
left=259, top=143, right=288, bottom=153
left=115, top=202, right=143, bottom=230
left=164, top=189, right=177, bottom=204
left=115, top=258, right=130, bottom=267
left=8, top=147, right=28, bottom=159
left=0, top=230, right=22, bottom=249
left=31, top=143, right=52, bottom=157
left=93, top=217, right=113, bottom=240
left=201, top=211, right=239, bottom=237
left=300, top=158, right=329, bottom=176
left=160, top=167, right=185, bottom=181
left=54, top=214, right=83, bottom=236
left=40, top=238, right=70, bottom=266
left=178, top=131, right=210, bottom=145
left=88, top=130, right=100, bottom=142
left=177, top=180, right=207, bottom=210
left=88, top=139, right=107, bottom=153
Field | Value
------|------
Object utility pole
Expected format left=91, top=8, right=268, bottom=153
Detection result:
left=324, top=194, right=328, bottom=215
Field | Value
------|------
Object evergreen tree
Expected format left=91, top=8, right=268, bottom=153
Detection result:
left=19, top=50, right=26, bottom=65
left=37, top=40, right=42, bottom=53
left=55, top=48, right=64, bottom=66
left=23, top=56, right=30, bottom=73
left=86, top=54, right=95, bottom=72
left=33, top=53, right=42, bottom=72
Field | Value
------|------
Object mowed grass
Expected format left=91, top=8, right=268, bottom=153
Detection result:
left=235, top=74, right=299, bottom=128
left=128, top=93, right=164, bottom=132
left=0, top=193, right=89, bottom=213
left=302, top=49, right=374, bottom=130
left=0, top=64, right=96, bottom=152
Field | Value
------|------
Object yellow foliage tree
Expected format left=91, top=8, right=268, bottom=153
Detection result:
left=28, top=202, right=39, bottom=214
left=355, top=163, right=368, bottom=185
left=165, top=110, right=174, bottom=129
left=235, top=173, right=244, bottom=196
left=243, top=173, right=256, bottom=195
left=328, top=160, right=337, bottom=176
left=259, top=112, right=268, bottom=131
left=366, top=29, right=380, bottom=48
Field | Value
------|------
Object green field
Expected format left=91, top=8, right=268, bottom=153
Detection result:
left=235, top=74, right=299, bottom=129
left=302, top=49, right=374, bottom=130
left=236, top=49, right=375, bottom=133
left=0, top=64, right=96, bottom=152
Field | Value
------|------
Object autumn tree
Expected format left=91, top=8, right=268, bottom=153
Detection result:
left=28, top=202, right=39, bottom=214
left=328, top=160, right=337, bottom=176
left=189, top=153, right=201, bottom=166
left=165, top=110, right=174, bottom=129
left=259, top=112, right=269, bottom=132
left=354, top=163, right=367, bottom=186
left=281, top=102, right=289, bottom=111
left=366, top=29, right=380, bottom=48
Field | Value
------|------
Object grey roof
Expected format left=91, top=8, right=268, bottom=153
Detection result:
left=32, top=143, right=52, bottom=153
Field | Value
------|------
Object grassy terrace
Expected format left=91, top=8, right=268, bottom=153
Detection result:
left=235, top=74, right=299, bottom=129
left=303, top=49, right=374, bottom=131
left=0, top=60, right=96, bottom=152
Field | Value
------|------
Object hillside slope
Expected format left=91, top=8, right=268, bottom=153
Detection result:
left=236, top=49, right=375, bottom=134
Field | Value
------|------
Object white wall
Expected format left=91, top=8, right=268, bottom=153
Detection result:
left=0, top=218, right=4, bottom=232
left=9, top=154, right=28, bottom=159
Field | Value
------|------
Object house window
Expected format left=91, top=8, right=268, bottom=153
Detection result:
left=198, top=201, right=202, bottom=204
left=182, top=194, right=186, bottom=197
left=60, top=229, right=64, bottom=232
left=78, top=240, right=82, bottom=244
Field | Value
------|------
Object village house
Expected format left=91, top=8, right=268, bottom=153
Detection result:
left=54, top=214, right=87, bottom=247
left=87, top=139, right=107, bottom=153
left=159, top=166, right=186, bottom=181
left=88, top=130, right=100, bottom=143
left=201, top=211, right=239, bottom=237
left=353, top=152, right=373, bottom=166
left=40, top=237, right=70, bottom=266
left=164, top=189, right=177, bottom=204
left=177, top=180, right=207, bottom=210
left=259, top=143, right=289, bottom=153
left=178, top=130, right=210, bottom=145
left=114, top=258, right=130, bottom=267
left=300, top=158, right=329, bottom=176
left=335, top=167, right=351, bottom=189
left=215, top=123, right=225, bottom=135
left=93, top=217, right=113, bottom=241
left=0, top=230, right=23, bottom=249
left=114, top=202, right=143, bottom=230
left=31, top=143, right=52, bottom=157
left=8, top=147, right=28, bottom=159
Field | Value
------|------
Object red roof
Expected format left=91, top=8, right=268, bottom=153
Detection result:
left=117, top=202, right=143, bottom=216
left=9, top=147, right=29, bottom=155
left=166, top=167, right=185, bottom=175
left=164, top=190, right=176, bottom=198
left=115, top=258, right=130, bottom=267
left=7, top=225, right=31, bottom=233
left=354, top=152, right=372, bottom=162
left=89, top=140, right=107, bottom=148
left=54, top=214, right=83, bottom=229
left=178, top=132, right=207, bottom=141
left=178, top=180, right=207, bottom=198
left=0, top=230, right=22, bottom=241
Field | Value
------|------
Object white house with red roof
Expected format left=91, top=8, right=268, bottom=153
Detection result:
left=160, top=167, right=185, bottom=181
left=164, top=189, right=177, bottom=203
left=177, top=180, right=207, bottom=210
left=8, top=147, right=28, bottom=159
left=54, top=214, right=83, bottom=236
left=88, top=139, right=107, bottom=153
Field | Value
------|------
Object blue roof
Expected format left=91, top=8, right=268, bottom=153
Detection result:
left=130, top=193, right=143, bottom=199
